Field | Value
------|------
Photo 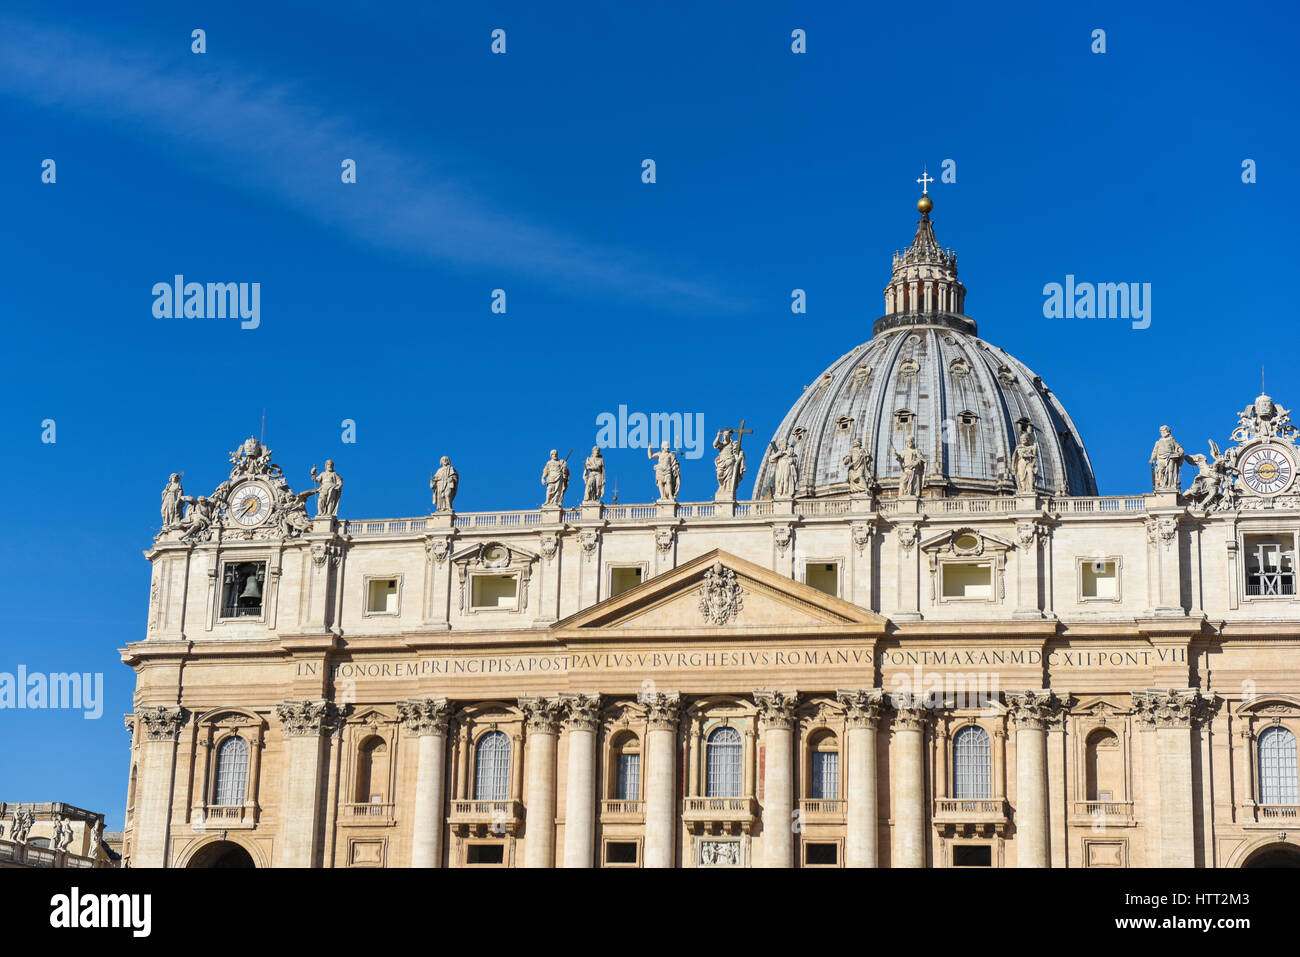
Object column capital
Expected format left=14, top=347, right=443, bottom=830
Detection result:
left=890, top=694, right=933, bottom=731
left=1004, top=690, right=1062, bottom=730
left=137, top=705, right=188, bottom=741
left=397, top=697, right=452, bottom=736
left=519, top=695, right=566, bottom=734
left=754, top=690, right=799, bottom=730
left=276, top=699, right=344, bottom=737
left=640, top=691, right=682, bottom=730
left=562, top=693, right=602, bottom=731
left=836, top=689, right=888, bottom=728
left=1131, top=688, right=1219, bottom=728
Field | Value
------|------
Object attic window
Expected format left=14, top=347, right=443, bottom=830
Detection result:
left=895, top=410, right=915, bottom=431
left=471, top=574, right=519, bottom=609
left=851, top=365, right=873, bottom=390
left=836, top=416, right=854, bottom=434
left=610, top=566, right=644, bottom=598
left=942, top=562, right=993, bottom=600
left=366, top=578, right=399, bottom=615
left=899, top=359, right=920, bottom=379
left=958, top=411, right=978, bottom=428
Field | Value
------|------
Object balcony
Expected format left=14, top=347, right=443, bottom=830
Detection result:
left=1070, top=800, right=1135, bottom=827
left=1244, top=803, right=1300, bottom=827
left=798, top=798, right=846, bottom=824
left=340, top=802, right=396, bottom=826
left=448, top=799, right=522, bottom=837
left=195, top=804, right=257, bottom=829
left=932, top=798, right=1010, bottom=836
left=600, top=800, right=645, bottom=823
left=682, top=796, right=758, bottom=835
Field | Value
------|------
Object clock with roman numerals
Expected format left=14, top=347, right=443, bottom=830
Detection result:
left=1240, top=445, right=1294, bottom=496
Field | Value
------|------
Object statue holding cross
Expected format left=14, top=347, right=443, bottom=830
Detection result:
left=713, top=420, right=752, bottom=502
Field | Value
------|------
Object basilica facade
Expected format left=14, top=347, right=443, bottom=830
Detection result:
left=122, top=192, right=1300, bottom=869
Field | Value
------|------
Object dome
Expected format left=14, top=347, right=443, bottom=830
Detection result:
left=752, top=193, right=1097, bottom=499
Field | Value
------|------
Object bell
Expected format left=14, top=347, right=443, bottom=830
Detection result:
left=239, top=574, right=262, bottom=600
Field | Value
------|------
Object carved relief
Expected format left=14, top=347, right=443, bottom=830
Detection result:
left=397, top=697, right=452, bottom=736
left=753, top=690, right=798, bottom=730
left=837, top=689, right=888, bottom=728
left=698, top=562, right=744, bottom=625
left=772, top=525, right=793, bottom=555
left=276, top=699, right=343, bottom=737
left=1131, top=689, right=1217, bottom=728
left=137, top=705, right=188, bottom=741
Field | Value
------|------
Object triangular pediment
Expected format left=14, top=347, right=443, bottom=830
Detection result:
left=552, top=549, right=886, bottom=639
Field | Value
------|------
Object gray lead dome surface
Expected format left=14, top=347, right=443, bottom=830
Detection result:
left=753, top=197, right=1098, bottom=499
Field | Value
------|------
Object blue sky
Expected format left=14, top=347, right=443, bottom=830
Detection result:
left=0, top=1, right=1295, bottom=827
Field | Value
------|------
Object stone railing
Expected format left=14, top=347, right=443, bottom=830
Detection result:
left=1255, top=804, right=1300, bottom=822
left=600, top=799, right=645, bottom=820
left=340, top=494, right=1153, bottom=538
left=340, top=802, right=395, bottom=821
left=0, top=839, right=100, bottom=868
left=932, top=798, right=1009, bottom=823
left=448, top=799, right=520, bottom=822
left=1072, top=800, right=1135, bottom=824
left=798, top=798, right=845, bottom=820
left=1049, top=496, right=1147, bottom=514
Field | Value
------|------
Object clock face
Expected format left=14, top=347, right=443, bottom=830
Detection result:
left=1241, top=446, right=1295, bottom=496
left=229, top=483, right=273, bottom=526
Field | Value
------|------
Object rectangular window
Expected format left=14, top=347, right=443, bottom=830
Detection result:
left=366, top=578, right=399, bottom=614
left=604, top=842, right=638, bottom=865
left=804, top=842, right=838, bottom=866
left=941, top=562, right=993, bottom=600
left=810, top=751, right=839, bottom=800
left=615, top=753, right=640, bottom=801
left=952, top=844, right=992, bottom=867
left=471, top=574, right=519, bottom=609
left=1081, top=560, right=1119, bottom=600
left=220, top=561, right=266, bottom=618
left=610, top=566, right=643, bottom=598
left=1245, top=535, right=1297, bottom=597
left=805, top=562, right=839, bottom=597
left=466, top=843, right=505, bottom=865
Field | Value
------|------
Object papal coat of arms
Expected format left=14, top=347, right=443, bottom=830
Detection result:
left=698, top=562, right=744, bottom=625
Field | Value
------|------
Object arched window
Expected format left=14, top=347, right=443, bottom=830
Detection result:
left=213, top=736, right=249, bottom=806
left=1085, top=728, right=1123, bottom=801
left=952, top=725, right=991, bottom=799
left=705, top=726, right=743, bottom=798
left=809, top=732, right=839, bottom=800
left=474, top=731, right=511, bottom=801
left=610, top=732, right=641, bottom=801
left=354, top=736, right=390, bottom=804
left=1258, top=726, right=1299, bottom=805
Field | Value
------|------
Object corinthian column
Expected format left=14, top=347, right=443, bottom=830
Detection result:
left=891, top=698, right=929, bottom=867
left=1006, top=690, right=1055, bottom=868
left=276, top=699, right=341, bottom=868
left=133, top=706, right=187, bottom=868
left=642, top=691, right=681, bottom=868
left=520, top=696, right=564, bottom=868
left=837, top=689, right=886, bottom=867
left=1133, top=689, right=1216, bottom=867
left=398, top=697, right=452, bottom=868
left=755, top=690, right=799, bottom=868
left=562, top=694, right=601, bottom=868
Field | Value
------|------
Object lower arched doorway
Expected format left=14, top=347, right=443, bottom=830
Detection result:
left=186, top=840, right=256, bottom=868
left=1242, top=842, right=1300, bottom=868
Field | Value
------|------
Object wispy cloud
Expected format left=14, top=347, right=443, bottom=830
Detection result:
left=0, top=17, right=736, bottom=307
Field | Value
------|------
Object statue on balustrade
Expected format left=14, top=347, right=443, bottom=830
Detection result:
left=1011, top=426, right=1039, bottom=493
left=842, top=438, right=875, bottom=494
left=541, top=449, right=570, bottom=507
left=160, top=473, right=185, bottom=528
left=713, top=428, right=747, bottom=502
left=431, top=456, right=459, bottom=512
left=583, top=446, right=605, bottom=503
left=1149, top=425, right=1185, bottom=491
left=648, top=442, right=681, bottom=502
left=768, top=437, right=800, bottom=499
left=1184, top=439, right=1238, bottom=511
left=310, top=460, right=343, bottom=517
left=893, top=435, right=926, bottom=497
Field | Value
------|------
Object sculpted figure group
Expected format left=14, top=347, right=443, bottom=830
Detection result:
left=1150, top=424, right=1242, bottom=509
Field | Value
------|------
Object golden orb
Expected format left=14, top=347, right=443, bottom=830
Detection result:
left=917, top=194, right=933, bottom=214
